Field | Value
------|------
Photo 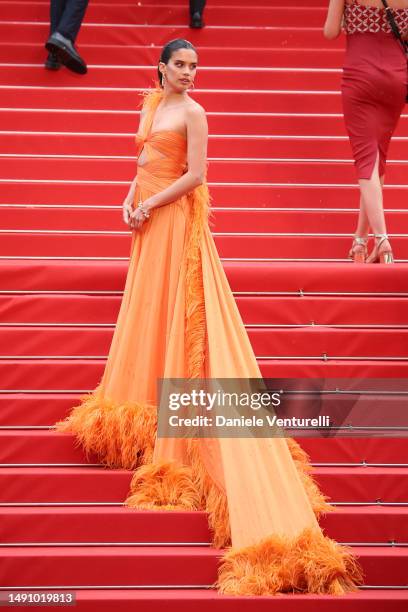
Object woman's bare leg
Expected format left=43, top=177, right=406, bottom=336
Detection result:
left=355, top=193, right=369, bottom=237
left=353, top=171, right=384, bottom=238
left=349, top=193, right=369, bottom=261
left=358, top=152, right=392, bottom=261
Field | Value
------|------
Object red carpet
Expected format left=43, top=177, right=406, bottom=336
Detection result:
left=1, top=464, right=407, bottom=504
left=0, top=589, right=403, bottom=612
left=2, top=506, right=408, bottom=545
left=0, top=0, right=407, bottom=608
left=2, top=544, right=407, bottom=587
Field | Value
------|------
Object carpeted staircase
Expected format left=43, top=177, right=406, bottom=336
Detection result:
left=0, top=0, right=407, bottom=609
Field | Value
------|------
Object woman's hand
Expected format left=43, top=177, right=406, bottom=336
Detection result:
left=138, top=196, right=156, bottom=215
left=129, top=207, right=146, bottom=231
left=122, top=199, right=133, bottom=226
left=129, top=196, right=157, bottom=230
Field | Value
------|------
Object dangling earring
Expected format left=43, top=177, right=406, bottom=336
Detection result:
left=162, top=74, right=166, bottom=87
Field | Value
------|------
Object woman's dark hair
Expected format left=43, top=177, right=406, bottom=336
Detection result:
left=158, top=38, right=197, bottom=87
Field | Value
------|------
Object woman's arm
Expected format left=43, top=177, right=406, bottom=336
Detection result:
left=122, top=108, right=146, bottom=225
left=128, top=109, right=148, bottom=200
left=140, top=104, right=208, bottom=214
left=324, top=0, right=345, bottom=39
left=124, top=176, right=137, bottom=203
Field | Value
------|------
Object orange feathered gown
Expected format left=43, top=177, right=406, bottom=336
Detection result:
left=56, top=89, right=362, bottom=596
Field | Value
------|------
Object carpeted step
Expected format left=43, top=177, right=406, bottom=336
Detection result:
left=1, top=326, right=407, bottom=359
left=1, top=431, right=407, bottom=466
left=1, top=359, right=407, bottom=392
left=259, top=359, right=408, bottom=378
left=0, top=393, right=93, bottom=426
left=251, top=328, right=408, bottom=357
left=0, top=66, right=346, bottom=91
left=2, top=208, right=408, bottom=235
left=1, top=506, right=408, bottom=545
left=0, top=465, right=407, bottom=504
left=0, top=295, right=123, bottom=325
left=0, top=89, right=347, bottom=113
left=0, top=43, right=347, bottom=68
left=298, top=437, right=408, bottom=465
left=1, top=544, right=407, bottom=587
left=2, top=133, right=407, bottom=159
left=5, top=158, right=408, bottom=186
left=0, top=359, right=408, bottom=393
left=2, top=389, right=406, bottom=434
left=0, top=588, right=404, bottom=612
left=0, top=544, right=221, bottom=587
left=1, top=294, right=407, bottom=326
left=0, top=431, right=100, bottom=464
left=0, top=390, right=408, bottom=442
left=6, top=111, right=405, bottom=139
left=0, top=4, right=329, bottom=28
left=1, top=260, right=407, bottom=293
left=1, top=232, right=407, bottom=260
left=223, top=261, right=408, bottom=294
left=3, top=158, right=408, bottom=184
left=0, top=507, right=212, bottom=545
left=235, top=296, right=408, bottom=326
left=316, top=467, right=408, bottom=503
left=2, top=182, right=407, bottom=209
left=0, top=467, right=132, bottom=503
left=0, top=23, right=345, bottom=49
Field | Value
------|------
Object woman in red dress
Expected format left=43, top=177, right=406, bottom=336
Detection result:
left=324, top=0, right=408, bottom=263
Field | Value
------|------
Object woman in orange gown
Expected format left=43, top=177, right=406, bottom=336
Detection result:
left=56, top=39, right=361, bottom=595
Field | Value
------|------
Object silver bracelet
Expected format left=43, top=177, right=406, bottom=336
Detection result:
left=137, top=200, right=150, bottom=219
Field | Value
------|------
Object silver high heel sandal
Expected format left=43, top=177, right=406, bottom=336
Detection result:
left=366, top=233, right=394, bottom=264
left=348, top=236, right=367, bottom=263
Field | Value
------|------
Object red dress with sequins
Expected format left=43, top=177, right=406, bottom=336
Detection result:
left=342, top=1, right=408, bottom=179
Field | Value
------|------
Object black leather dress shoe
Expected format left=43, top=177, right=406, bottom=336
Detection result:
left=190, top=11, right=204, bottom=28
left=45, top=32, right=87, bottom=75
left=44, top=52, right=61, bottom=71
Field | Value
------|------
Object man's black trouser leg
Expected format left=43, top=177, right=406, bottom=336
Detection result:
left=50, top=0, right=89, bottom=43
left=50, top=0, right=66, bottom=36
left=190, top=0, right=206, bottom=16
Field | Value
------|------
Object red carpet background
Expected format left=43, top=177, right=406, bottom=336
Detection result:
left=0, top=0, right=407, bottom=609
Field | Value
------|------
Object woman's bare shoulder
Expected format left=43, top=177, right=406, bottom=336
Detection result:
left=185, top=99, right=207, bottom=121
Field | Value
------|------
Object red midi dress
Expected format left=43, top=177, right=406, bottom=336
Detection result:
left=341, top=1, right=408, bottom=179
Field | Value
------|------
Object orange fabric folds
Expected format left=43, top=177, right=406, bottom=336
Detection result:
left=55, top=89, right=362, bottom=595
